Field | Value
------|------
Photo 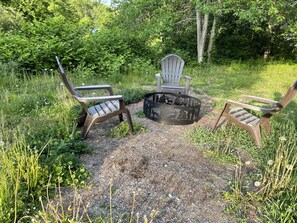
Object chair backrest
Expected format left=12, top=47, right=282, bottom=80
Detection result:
left=261, top=80, right=297, bottom=123
left=278, top=80, right=297, bottom=109
left=161, top=54, right=185, bottom=85
left=56, top=56, right=79, bottom=97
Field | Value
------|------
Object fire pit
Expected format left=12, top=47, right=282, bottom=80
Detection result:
left=143, top=92, right=201, bottom=125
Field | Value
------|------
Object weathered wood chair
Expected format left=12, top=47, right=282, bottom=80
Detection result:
left=56, top=56, right=134, bottom=139
left=155, top=54, right=192, bottom=95
left=212, top=80, right=297, bottom=147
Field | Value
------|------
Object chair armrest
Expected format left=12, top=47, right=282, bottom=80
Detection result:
left=227, top=100, right=276, bottom=113
left=155, top=73, right=161, bottom=91
left=74, top=85, right=113, bottom=95
left=241, top=95, right=278, bottom=104
left=182, top=75, right=192, bottom=81
left=75, top=95, right=123, bottom=103
left=182, top=75, right=192, bottom=95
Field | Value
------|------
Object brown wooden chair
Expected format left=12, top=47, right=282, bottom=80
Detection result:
left=212, top=80, right=297, bottom=147
left=56, top=56, right=134, bottom=139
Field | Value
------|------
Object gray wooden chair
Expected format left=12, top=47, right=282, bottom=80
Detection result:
left=155, top=54, right=192, bottom=95
left=56, top=56, right=134, bottom=139
left=212, top=80, right=297, bottom=147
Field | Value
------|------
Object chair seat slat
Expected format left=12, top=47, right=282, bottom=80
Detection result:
left=102, top=101, right=119, bottom=113
left=89, top=106, right=99, bottom=116
left=92, top=105, right=106, bottom=116
left=242, top=116, right=259, bottom=125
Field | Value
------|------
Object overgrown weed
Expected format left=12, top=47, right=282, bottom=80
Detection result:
left=108, top=121, right=148, bottom=138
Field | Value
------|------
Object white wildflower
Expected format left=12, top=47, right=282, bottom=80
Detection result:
left=254, top=181, right=261, bottom=187
left=267, top=160, right=274, bottom=166
left=279, top=136, right=287, bottom=141
left=245, top=160, right=251, bottom=165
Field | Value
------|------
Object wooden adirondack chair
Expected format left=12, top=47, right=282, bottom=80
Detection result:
left=155, top=54, right=192, bottom=95
left=56, top=56, right=134, bottom=139
left=212, top=80, right=297, bottom=147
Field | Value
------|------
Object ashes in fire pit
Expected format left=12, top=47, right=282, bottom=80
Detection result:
left=143, top=92, right=201, bottom=125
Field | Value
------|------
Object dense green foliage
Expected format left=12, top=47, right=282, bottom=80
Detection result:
left=0, top=0, right=296, bottom=73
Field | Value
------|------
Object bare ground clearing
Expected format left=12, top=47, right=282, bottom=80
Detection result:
left=67, top=91, right=237, bottom=223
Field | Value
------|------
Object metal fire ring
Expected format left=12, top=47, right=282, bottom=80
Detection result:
left=143, top=92, right=201, bottom=125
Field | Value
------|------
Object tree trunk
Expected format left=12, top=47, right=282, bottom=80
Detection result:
left=207, top=17, right=216, bottom=63
left=196, top=11, right=202, bottom=63
left=196, top=10, right=209, bottom=63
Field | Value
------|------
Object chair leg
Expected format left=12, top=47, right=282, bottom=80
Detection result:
left=81, top=116, right=95, bottom=139
left=78, top=110, right=87, bottom=127
left=250, top=125, right=262, bottom=148
left=261, top=116, right=272, bottom=135
left=212, top=115, right=222, bottom=131
left=118, top=114, right=124, bottom=122
left=125, top=108, right=134, bottom=133
left=212, top=103, right=228, bottom=131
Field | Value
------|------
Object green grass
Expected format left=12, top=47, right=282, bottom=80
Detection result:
left=0, top=60, right=296, bottom=222
left=108, top=120, right=149, bottom=138
left=187, top=61, right=297, bottom=100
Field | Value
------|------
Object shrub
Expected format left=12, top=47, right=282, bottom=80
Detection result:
left=116, top=87, right=152, bottom=105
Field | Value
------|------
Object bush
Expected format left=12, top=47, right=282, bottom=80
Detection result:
left=116, top=87, right=152, bottom=105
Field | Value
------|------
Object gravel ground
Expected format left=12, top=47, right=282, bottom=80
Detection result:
left=64, top=91, right=237, bottom=223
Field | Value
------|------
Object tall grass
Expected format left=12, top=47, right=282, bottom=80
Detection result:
left=0, top=126, right=44, bottom=222
left=0, top=67, right=91, bottom=221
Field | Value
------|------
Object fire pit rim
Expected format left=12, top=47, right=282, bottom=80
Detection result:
left=143, top=92, right=201, bottom=125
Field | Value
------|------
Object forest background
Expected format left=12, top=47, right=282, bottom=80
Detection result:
left=1, top=0, right=297, bottom=74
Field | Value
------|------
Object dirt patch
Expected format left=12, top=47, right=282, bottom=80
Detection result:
left=75, top=91, right=236, bottom=222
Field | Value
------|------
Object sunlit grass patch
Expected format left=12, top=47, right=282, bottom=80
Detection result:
left=188, top=61, right=297, bottom=102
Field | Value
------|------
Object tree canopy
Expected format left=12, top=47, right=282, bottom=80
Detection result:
left=0, top=0, right=296, bottom=73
